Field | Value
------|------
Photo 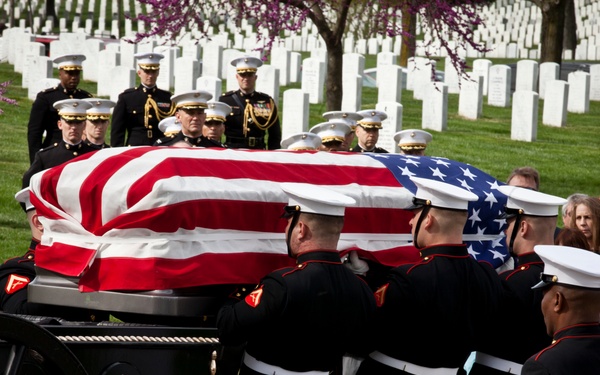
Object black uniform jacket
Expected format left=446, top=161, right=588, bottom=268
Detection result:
left=350, top=145, right=389, bottom=153
left=217, top=250, right=376, bottom=373
left=471, top=252, right=550, bottom=375
left=522, top=323, right=600, bottom=375
left=27, top=84, right=92, bottom=163
left=22, top=140, right=97, bottom=188
left=0, top=239, right=106, bottom=321
left=111, top=85, right=172, bottom=147
left=154, top=132, right=226, bottom=148
left=219, top=90, right=281, bottom=150
left=358, top=244, right=505, bottom=374
left=84, top=140, right=110, bottom=150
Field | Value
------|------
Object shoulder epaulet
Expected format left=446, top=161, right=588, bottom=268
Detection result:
left=121, top=87, right=137, bottom=95
left=222, top=91, right=236, bottom=97
left=41, top=86, right=59, bottom=93
left=39, top=143, right=60, bottom=153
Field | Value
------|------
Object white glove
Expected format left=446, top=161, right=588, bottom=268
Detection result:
left=344, top=251, right=370, bottom=276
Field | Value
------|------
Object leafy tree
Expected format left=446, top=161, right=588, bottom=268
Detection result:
left=132, top=0, right=492, bottom=111
left=0, top=81, right=18, bottom=115
left=530, top=0, right=568, bottom=64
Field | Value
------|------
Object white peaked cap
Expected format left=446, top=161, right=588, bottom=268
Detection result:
left=310, top=122, right=351, bottom=143
left=410, top=176, right=478, bottom=211
left=135, top=52, right=164, bottom=70
left=280, top=132, right=322, bottom=150
left=533, top=245, right=600, bottom=289
left=84, top=98, right=116, bottom=119
left=53, top=99, right=93, bottom=120
left=394, top=129, right=433, bottom=150
left=322, top=111, right=363, bottom=128
left=15, top=188, right=34, bottom=212
left=230, top=55, right=263, bottom=73
left=357, top=109, right=387, bottom=129
left=171, top=90, right=213, bottom=109
left=158, top=116, right=181, bottom=135
left=53, top=54, right=86, bottom=70
left=205, top=101, right=232, bottom=123
left=497, top=185, right=567, bottom=217
left=280, top=183, right=356, bottom=217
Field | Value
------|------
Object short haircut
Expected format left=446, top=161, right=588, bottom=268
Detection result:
left=507, top=166, right=540, bottom=191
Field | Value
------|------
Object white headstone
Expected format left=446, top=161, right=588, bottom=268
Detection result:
left=97, top=50, right=121, bottom=96
left=301, top=58, right=325, bottom=104
left=224, top=49, right=244, bottom=92
left=376, top=102, right=403, bottom=153
left=588, top=64, right=600, bottom=101
left=255, top=64, right=280, bottom=106
left=567, top=70, right=590, bottom=113
left=511, top=90, right=538, bottom=142
left=444, top=56, right=462, bottom=94
left=542, top=80, right=569, bottom=127
left=109, top=66, right=136, bottom=102
left=21, top=42, right=46, bottom=88
left=472, top=59, right=492, bottom=96
left=119, top=40, right=137, bottom=69
left=422, top=82, right=448, bottom=132
left=488, top=65, right=512, bottom=107
left=539, top=62, right=559, bottom=100
left=515, top=60, right=539, bottom=92
left=282, top=89, right=310, bottom=141
left=196, top=76, right=222, bottom=100
left=412, top=58, right=436, bottom=100
left=28, top=78, right=61, bottom=101
left=174, top=56, right=200, bottom=93
left=155, top=46, right=180, bottom=91
left=271, top=47, right=291, bottom=86
left=26, top=57, right=54, bottom=99
left=202, top=42, right=223, bottom=78
left=341, top=74, right=362, bottom=112
left=458, top=74, right=484, bottom=120
left=81, top=38, right=105, bottom=82
left=289, top=52, right=302, bottom=83
left=378, top=65, right=403, bottom=104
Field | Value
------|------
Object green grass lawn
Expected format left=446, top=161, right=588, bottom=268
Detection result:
left=1, top=59, right=599, bottom=262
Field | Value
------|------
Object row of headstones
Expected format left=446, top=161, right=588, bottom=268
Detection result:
left=2, top=27, right=598, bottom=150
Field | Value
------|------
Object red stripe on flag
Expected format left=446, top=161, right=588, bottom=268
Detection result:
left=35, top=243, right=97, bottom=277
left=95, top=200, right=413, bottom=235
left=79, top=148, right=158, bottom=230
left=125, top=157, right=401, bottom=208
left=78, top=252, right=296, bottom=292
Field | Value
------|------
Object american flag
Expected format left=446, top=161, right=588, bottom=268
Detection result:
left=29, top=147, right=507, bottom=292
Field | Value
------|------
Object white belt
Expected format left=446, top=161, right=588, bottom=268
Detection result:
left=474, top=352, right=522, bottom=374
left=243, top=351, right=329, bottom=375
left=369, top=351, right=459, bottom=375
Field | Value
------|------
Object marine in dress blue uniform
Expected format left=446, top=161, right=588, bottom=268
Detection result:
left=280, top=132, right=321, bottom=151
left=521, top=245, right=600, bottom=375
left=217, top=183, right=376, bottom=375
left=111, top=53, right=174, bottom=146
left=83, top=98, right=115, bottom=150
left=219, top=56, right=281, bottom=150
left=470, top=187, right=567, bottom=375
left=310, top=121, right=351, bottom=152
left=322, top=111, right=362, bottom=151
left=357, top=177, right=505, bottom=375
left=0, top=189, right=105, bottom=321
left=27, top=54, right=92, bottom=163
left=394, top=129, right=432, bottom=156
left=154, top=90, right=223, bottom=148
left=350, top=110, right=389, bottom=153
left=23, top=99, right=96, bottom=189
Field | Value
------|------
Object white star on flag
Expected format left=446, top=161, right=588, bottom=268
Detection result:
left=430, top=167, right=447, bottom=180
left=468, top=244, right=481, bottom=258
left=494, top=209, right=506, bottom=229
left=457, top=178, right=474, bottom=192
left=491, top=236, right=505, bottom=248
left=460, top=167, right=477, bottom=181
left=398, top=166, right=416, bottom=177
left=488, top=249, right=506, bottom=260
left=469, top=208, right=481, bottom=227
left=486, top=180, right=501, bottom=190
left=484, top=191, right=498, bottom=208
left=433, top=158, right=451, bottom=167
left=404, top=158, right=420, bottom=166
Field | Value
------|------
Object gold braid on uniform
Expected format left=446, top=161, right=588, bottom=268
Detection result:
left=243, top=98, right=278, bottom=136
left=144, top=98, right=176, bottom=130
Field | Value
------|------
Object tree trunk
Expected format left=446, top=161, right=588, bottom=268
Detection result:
left=563, top=0, right=577, bottom=57
left=538, top=0, right=567, bottom=64
left=399, top=7, right=416, bottom=67
left=325, top=41, right=344, bottom=111
left=46, top=0, right=57, bottom=28
left=8, top=0, right=14, bottom=27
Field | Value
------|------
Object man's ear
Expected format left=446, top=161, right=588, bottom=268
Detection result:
left=553, top=290, right=565, bottom=313
left=422, top=212, right=434, bottom=230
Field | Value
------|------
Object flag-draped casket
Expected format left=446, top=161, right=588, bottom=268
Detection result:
left=29, top=147, right=509, bottom=292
